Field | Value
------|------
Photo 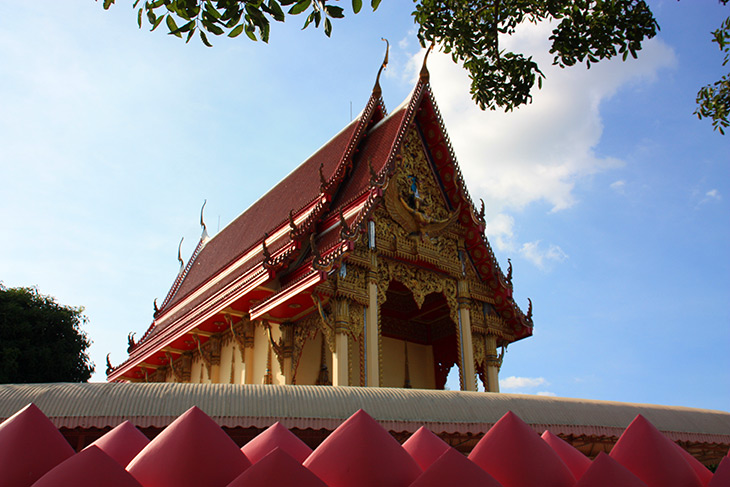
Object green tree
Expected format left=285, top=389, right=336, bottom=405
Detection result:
left=100, top=0, right=727, bottom=132
left=0, top=284, right=94, bottom=383
left=100, top=0, right=659, bottom=112
left=694, top=6, right=730, bottom=134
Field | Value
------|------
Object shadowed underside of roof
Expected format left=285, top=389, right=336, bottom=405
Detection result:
left=1, top=383, right=728, bottom=445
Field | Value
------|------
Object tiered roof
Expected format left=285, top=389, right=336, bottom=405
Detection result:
left=108, top=53, right=532, bottom=382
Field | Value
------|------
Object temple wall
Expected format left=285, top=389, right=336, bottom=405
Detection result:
left=350, top=336, right=363, bottom=386
left=381, top=337, right=436, bottom=389
left=294, top=332, right=330, bottom=385
left=190, top=355, right=211, bottom=384
left=252, top=325, right=269, bottom=384
left=230, top=342, right=244, bottom=384
left=220, top=340, right=235, bottom=384
left=270, top=325, right=285, bottom=385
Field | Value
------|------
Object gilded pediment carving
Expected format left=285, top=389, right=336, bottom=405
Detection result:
left=385, top=128, right=460, bottom=241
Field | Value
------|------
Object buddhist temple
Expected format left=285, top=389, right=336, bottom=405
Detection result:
left=2, top=50, right=729, bottom=486
left=106, top=49, right=533, bottom=392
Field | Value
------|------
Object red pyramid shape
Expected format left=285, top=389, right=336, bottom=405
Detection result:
left=409, top=447, right=503, bottom=487
left=242, top=421, right=312, bottom=464
left=303, top=409, right=422, bottom=487
left=0, top=403, right=74, bottom=487
left=227, top=447, right=327, bottom=487
left=126, top=406, right=251, bottom=487
left=468, top=411, right=576, bottom=487
left=708, top=456, right=730, bottom=487
left=610, top=414, right=703, bottom=487
left=86, top=420, right=150, bottom=467
left=31, top=446, right=143, bottom=487
left=575, top=452, right=647, bottom=487
left=402, top=427, right=451, bottom=471
left=673, top=441, right=713, bottom=486
left=542, top=430, right=592, bottom=481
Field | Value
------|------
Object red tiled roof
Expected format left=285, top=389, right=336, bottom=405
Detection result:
left=116, top=70, right=533, bottom=379
left=168, top=118, right=360, bottom=310
left=125, top=94, right=387, bottom=358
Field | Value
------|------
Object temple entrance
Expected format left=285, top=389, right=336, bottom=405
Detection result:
left=380, top=280, right=459, bottom=389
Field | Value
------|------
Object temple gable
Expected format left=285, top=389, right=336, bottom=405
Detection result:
left=107, top=59, right=533, bottom=393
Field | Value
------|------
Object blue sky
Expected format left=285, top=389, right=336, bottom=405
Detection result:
left=0, top=1, right=727, bottom=411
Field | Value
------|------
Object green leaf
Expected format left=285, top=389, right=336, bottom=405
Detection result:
left=200, top=30, right=213, bottom=47
left=166, top=15, right=181, bottom=37
left=352, top=0, right=362, bottom=14
left=324, top=17, right=332, bottom=37
left=228, top=24, right=244, bottom=37
left=208, top=22, right=224, bottom=35
left=371, top=0, right=381, bottom=10
left=170, top=20, right=195, bottom=35
left=133, top=0, right=141, bottom=8
left=267, top=0, right=286, bottom=22
left=151, top=14, right=165, bottom=31
left=137, top=8, right=143, bottom=28
left=103, top=0, right=115, bottom=10
left=303, top=11, right=315, bottom=29
left=149, top=0, right=165, bottom=8
left=245, top=24, right=257, bottom=41
left=185, top=27, right=196, bottom=43
left=325, top=5, right=344, bottom=18
left=289, top=0, right=311, bottom=15
left=205, top=0, right=222, bottom=19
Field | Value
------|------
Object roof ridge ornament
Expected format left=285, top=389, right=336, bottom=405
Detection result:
left=373, top=38, right=389, bottom=98
left=177, top=237, right=185, bottom=275
left=420, top=42, right=435, bottom=83
left=319, top=163, right=327, bottom=192
left=199, top=199, right=210, bottom=242
left=262, top=232, right=272, bottom=262
left=288, top=209, right=298, bottom=234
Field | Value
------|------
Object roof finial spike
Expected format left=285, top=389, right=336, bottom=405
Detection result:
left=177, top=237, right=185, bottom=274
left=319, top=163, right=327, bottom=192
left=373, top=38, right=389, bottom=97
left=200, top=199, right=209, bottom=241
left=262, top=232, right=271, bottom=261
left=420, top=41, right=435, bottom=83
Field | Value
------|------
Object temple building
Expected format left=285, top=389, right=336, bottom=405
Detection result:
left=8, top=52, right=728, bottom=475
left=106, top=52, right=533, bottom=392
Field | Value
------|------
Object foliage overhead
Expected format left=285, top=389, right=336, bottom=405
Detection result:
left=694, top=1, right=730, bottom=135
left=99, top=0, right=727, bottom=133
left=100, top=0, right=658, bottom=112
left=0, top=284, right=94, bottom=383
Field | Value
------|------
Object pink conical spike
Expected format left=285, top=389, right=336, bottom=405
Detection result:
left=242, top=421, right=312, bottom=464
left=402, top=427, right=451, bottom=471
left=303, top=409, right=422, bottom=487
left=610, top=414, right=703, bottom=487
left=126, top=406, right=250, bottom=487
left=468, top=411, right=576, bottom=487
left=0, top=403, right=74, bottom=487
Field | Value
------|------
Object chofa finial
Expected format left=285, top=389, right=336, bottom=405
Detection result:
left=177, top=237, right=185, bottom=274
left=420, top=42, right=435, bottom=82
left=200, top=199, right=209, bottom=241
left=373, top=38, right=389, bottom=97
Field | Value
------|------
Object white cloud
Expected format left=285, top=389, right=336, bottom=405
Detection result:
left=520, top=241, right=568, bottom=270
left=404, top=22, right=675, bottom=215
left=705, top=189, right=721, bottom=201
left=500, top=376, right=548, bottom=389
left=610, top=180, right=626, bottom=192
left=486, top=213, right=516, bottom=252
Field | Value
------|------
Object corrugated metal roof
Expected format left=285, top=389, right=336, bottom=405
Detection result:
left=0, top=383, right=728, bottom=444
